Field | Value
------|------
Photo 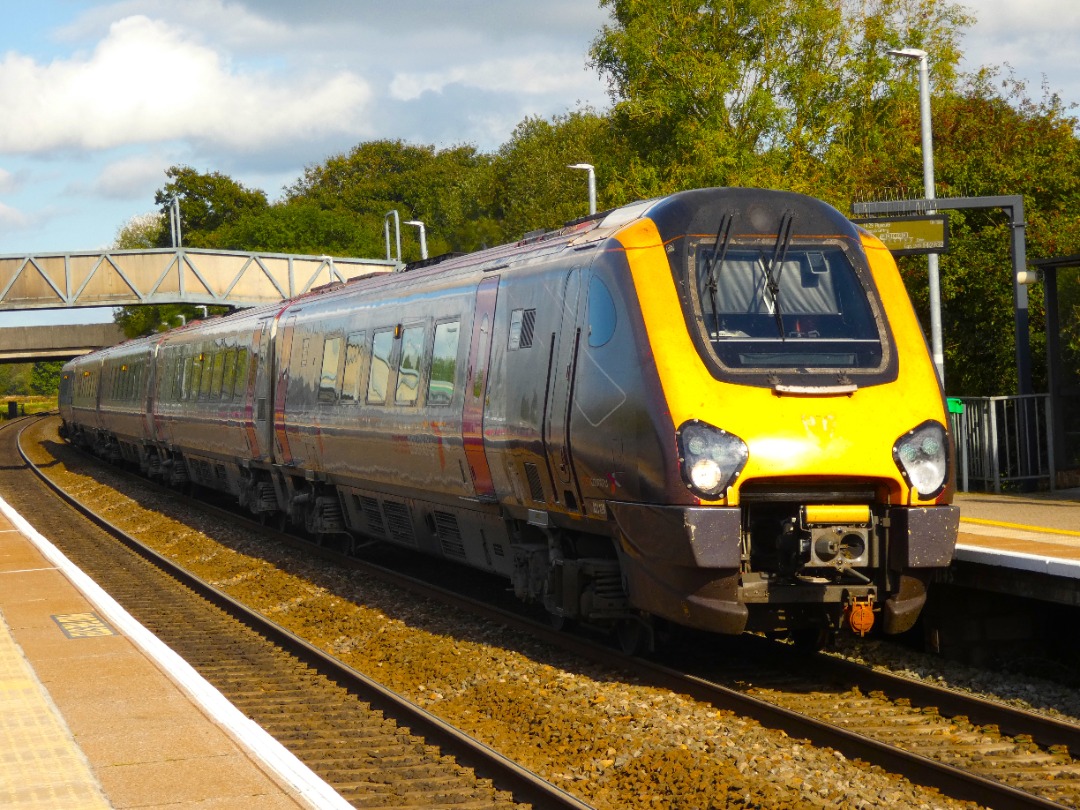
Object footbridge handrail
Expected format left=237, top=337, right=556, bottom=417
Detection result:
left=0, top=248, right=399, bottom=311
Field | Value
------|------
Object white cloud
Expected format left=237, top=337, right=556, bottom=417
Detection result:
left=0, top=15, right=374, bottom=155
left=0, top=200, right=31, bottom=231
left=391, top=55, right=600, bottom=102
left=90, top=152, right=171, bottom=199
left=962, top=0, right=1080, bottom=100
left=0, top=167, right=18, bottom=193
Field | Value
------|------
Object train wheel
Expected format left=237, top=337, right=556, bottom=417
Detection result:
left=616, top=617, right=653, bottom=656
left=790, top=626, right=831, bottom=653
left=548, top=611, right=571, bottom=632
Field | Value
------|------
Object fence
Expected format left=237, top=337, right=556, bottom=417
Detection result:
left=948, top=394, right=1055, bottom=493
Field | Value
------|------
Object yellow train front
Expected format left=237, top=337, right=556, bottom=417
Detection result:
left=559, top=188, right=959, bottom=647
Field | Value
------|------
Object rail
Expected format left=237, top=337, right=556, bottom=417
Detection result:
left=949, top=394, right=1055, bottom=493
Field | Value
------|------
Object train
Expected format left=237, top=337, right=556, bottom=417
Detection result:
left=58, top=187, right=959, bottom=652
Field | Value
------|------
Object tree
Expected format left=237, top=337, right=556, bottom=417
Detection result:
left=29, top=362, right=64, bottom=396
left=114, top=304, right=230, bottom=340
left=288, top=140, right=498, bottom=258
left=0, top=364, right=32, bottom=396
left=114, top=212, right=165, bottom=249
left=875, top=72, right=1080, bottom=396
left=212, top=201, right=382, bottom=257
left=490, top=110, right=633, bottom=239
left=589, top=0, right=972, bottom=193
left=153, top=165, right=269, bottom=248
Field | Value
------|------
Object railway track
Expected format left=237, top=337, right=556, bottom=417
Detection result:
left=18, top=414, right=1080, bottom=809
left=1, top=416, right=590, bottom=810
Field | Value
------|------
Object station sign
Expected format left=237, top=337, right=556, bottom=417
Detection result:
left=852, top=215, right=949, bottom=256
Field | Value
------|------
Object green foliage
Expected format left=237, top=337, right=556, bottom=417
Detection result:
left=0, top=364, right=33, bottom=396
left=589, top=0, right=972, bottom=192
left=29, top=361, right=64, bottom=396
left=490, top=111, right=634, bottom=238
left=114, top=212, right=166, bottom=249
left=154, top=165, right=269, bottom=248
left=287, top=140, right=499, bottom=258
left=114, top=304, right=231, bottom=339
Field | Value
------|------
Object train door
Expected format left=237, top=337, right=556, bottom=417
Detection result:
left=544, top=267, right=585, bottom=511
left=143, top=343, right=159, bottom=444
left=273, top=315, right=297, bottom=465
left=245, top=318, right=273, bottom=461
left=463, top=276, right=499, bottom=500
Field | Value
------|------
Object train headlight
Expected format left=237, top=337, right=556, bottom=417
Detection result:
left=892, top=421, right=949, bottom=498
left=677, top=420, right=748, bottom=499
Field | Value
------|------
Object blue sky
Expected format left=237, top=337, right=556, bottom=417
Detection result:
left=1, top=1, right=1078, bottom=327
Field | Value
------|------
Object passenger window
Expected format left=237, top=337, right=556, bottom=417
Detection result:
left=368, top=330, right=394, bottom=404
left=223, top=349, right=238, bottom=399
left=199, top=351, right=214, bottom=399
left=319, top=336, right=343, bottom=403
left=587, top=275, right=617, bottom=348
left=184, top=356, right=196, bottom=400
left=233, top=348, right=250, bottom=399
left=341, top=331, right=366, bottom=402
left=396, top=325, right=425, bottom=404
left=210, top=351, right=226, bottom=400
left=428, top=321, right=460, bottom=405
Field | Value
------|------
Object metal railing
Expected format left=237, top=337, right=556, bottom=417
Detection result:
left=949, top=394, right=1055, bottom=493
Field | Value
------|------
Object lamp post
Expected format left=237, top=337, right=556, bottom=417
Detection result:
left=404, top=220, right=428, bottom=260
left=887, top=47, right=944, bottom=388
left=384, top=210, right=401, bottom=263
left=170, top=197, right=182, bottom=248
left=567, top=163, right=596, bottom=215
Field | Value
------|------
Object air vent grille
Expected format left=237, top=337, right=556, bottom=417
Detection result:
left=382, top=500, right=416, bottom=546
left=523, top=462, right=545, bottom=503
left=433, top=511, right=466, bottom=559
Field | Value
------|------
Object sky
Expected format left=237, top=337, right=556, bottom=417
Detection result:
left=1, top=0, right=1079, bottom=327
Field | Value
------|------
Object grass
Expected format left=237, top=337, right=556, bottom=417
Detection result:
left=1, top=396, right=58, bottom=418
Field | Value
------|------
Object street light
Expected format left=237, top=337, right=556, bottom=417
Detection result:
left=568, top=163, right=596, bottom=215
left=404, top=220, right=428, bottom=260
left=384, top=210, right=401, bottom=263
left=888, top=47, right=945, bottom=388
left=169, top=197, right=182, bottom=248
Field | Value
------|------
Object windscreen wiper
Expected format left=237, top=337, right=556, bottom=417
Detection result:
left=760, top=212, right=794, bottom=339
left=703, top=212, right=734, bottom=332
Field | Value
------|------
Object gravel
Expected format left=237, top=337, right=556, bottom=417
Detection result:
left=828, top=635, right=1080, bottom=727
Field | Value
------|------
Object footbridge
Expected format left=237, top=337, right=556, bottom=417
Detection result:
left=0, top=248, right=398, bottom=311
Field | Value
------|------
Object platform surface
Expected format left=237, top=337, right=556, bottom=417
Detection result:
left=955, top=487, right=1080, bottom=574
left=0, top=506, right=324, bottom=809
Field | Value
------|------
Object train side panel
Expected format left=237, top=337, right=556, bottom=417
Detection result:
left=150, top=311, right=272, bottom=493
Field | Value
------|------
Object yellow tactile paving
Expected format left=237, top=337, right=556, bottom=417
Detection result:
left=0, top=604, right=111, bottom=810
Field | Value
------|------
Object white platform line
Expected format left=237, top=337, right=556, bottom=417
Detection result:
left=955, top=542, right=1080, bottom=579
left=0, top=493, right=352, bottom=810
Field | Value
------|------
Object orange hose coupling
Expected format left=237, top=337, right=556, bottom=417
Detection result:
left=845, top=595, right=875, bottom=636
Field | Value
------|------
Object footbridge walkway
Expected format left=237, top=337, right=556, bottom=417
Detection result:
left=0, top=248, right=397, bottom=312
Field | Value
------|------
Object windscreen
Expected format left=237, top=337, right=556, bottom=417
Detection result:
left=692, top=244, right=884, bottom=370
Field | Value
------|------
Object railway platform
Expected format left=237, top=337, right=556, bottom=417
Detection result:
left=955, top=487, right=1080, bottom=576
left=0, top=497, right=346, bottom=809
left=925, top=487, right=1080, bottom=663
